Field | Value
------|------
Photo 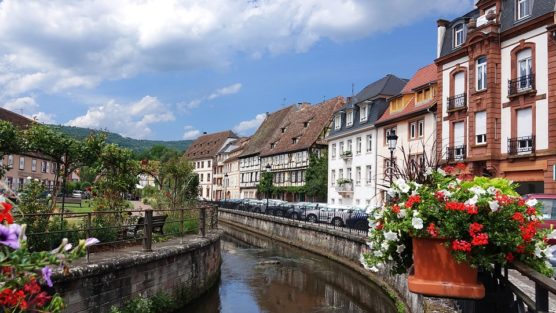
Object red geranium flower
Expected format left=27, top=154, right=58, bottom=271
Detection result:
left=391, top=204, right=400, bottom=214
left=452, top=240, right=472, bottom=252
left=506, top=252, right=514, bottom=262
left=526, top=207, right=537, bottom=216
left=468, top=222, right=483, bottom=237
left=512, top=212, right=525, bottom=223
left=0, top=202, right=13, bottom=224
left=405, top=195, right=421, bottom=208
left=455, top=163, right=466, bottom=170
left=471, top=233, right=489, bottom=246
left=427, top=223, right=438, bottom=237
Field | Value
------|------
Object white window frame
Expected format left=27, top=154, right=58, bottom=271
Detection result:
left=517, top=0, right=531, bottom=20
left=356, top=137, right=362, bottom=154
left=476, top=57, right=487, bottom=91
left=355, top=166, right=361, bottom=185
left=418, top=120, right=424, bottom=138
left=19, top=157, right=24, bottom=170
left=331, top=144, right=336, bottom=159
left=334, top=114, right=341, bottom=130
left=360, top=104, right=368, bottom=122
left=454, top=23, right=465, bottom=48
left=346, top=110, right=354, bottom=127
left=517, top=49, right=533, bottom=90
left=346, top=139, right=352, bottom=152
left=409, top=122, right=417, bottom=139
left=366, top=135, right=372, bottom=152
left=31, top=159, right=37, bottom=172
left=475, top=111, right=487, bottom=145
left=366, top=165, right=372, bottom=184
left=331, top=170, right=336, bottom=185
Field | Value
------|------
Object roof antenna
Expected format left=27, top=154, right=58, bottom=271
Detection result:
left=351, top=83, right=355, bottom=97
left=282, top=97, right=287, bottom=106
left=323, top=96, right=326, bottom=102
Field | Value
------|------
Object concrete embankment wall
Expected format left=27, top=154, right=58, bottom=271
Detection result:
left=218, top=209, right=423, bottom=313
left=53, top=231, right=222, bottom=313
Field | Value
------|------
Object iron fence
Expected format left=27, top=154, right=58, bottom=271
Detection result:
left=447, top=93, right=467, bottom=111
left=12, top=204, right=218, bottom=262
left=212, top=200, right=369, bottom=237
left=508, top=74, right=535, bottom=97
left=508, top=136, right=535, bottom=156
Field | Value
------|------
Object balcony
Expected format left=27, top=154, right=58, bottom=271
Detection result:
left=446, top=145, right=466, bottom=162
left=335, top=180, right=353, bottom=194
left=508, top=74, right=535, bottom=97
left=340, top=151, right=353, bottom=160
left=507, top=136, right=535, bottom=156
left=447, top=93, right=467, bottom=112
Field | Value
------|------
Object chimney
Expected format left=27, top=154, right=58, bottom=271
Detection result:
left=436, top=19, right=449, bottom=58
left=203, top=132, right=207, bottom=135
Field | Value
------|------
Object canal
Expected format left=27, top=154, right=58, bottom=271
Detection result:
left=185, top=224, right=398, bottom=313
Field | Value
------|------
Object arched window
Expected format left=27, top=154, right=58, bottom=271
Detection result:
left=517, top=49, right=533, bottom=90
left=476, top=57, right=487, bottom=91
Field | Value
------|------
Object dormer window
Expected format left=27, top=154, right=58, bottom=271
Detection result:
left=270, top=142, right=276, bottom=149
left=360, top=104, right=368, bottom=122
left=334, top=114, right=341, bottom=130
left=346, top=109, right=354, bottom=127
left=517, top=0, right=531, bottom=20
left=303, top=121, right=309, bottom=128
left=281, top=127, right=286, bottom=133
left=454, top=23, right=465, bottom=48
left=292, top=137, right=299, bottom=144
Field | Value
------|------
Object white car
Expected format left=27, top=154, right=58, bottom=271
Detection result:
left=72, top=190, right=83, bottom=198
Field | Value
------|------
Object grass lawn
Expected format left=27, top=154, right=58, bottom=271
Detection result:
left=55, top=200, right=93, bottom=213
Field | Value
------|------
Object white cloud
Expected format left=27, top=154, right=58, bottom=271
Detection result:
left=0, top=0, right=473, bottom=96
left=233, top=113, right=267, bottom=135
left=66, top=95, right=175, bottom=139
left=207, top=83, right=242, bottom=100
left=183, top=125, right=201, bottom=140
left=2, top=96, right=57, bottom=124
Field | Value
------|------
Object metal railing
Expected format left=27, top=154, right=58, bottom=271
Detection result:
left=336, top=183, right=354, bottom=193
left=458, top=262, right=556, bottom=313
left=508, top=136, right=535, bottom=155
left=13, top=204, right=218, bottom=261
left=508, top=74, right=535, bottom=97
left=214, top=200, right=369, bottom=236
left=447, top=93, right=467, bottom=111
left=446, top=145, right=466, bottom=162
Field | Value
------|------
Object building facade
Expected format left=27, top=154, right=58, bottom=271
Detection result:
left=375, top=64, right=438, bottom=204
left=259, top=97, right=345, bottom=202
left=436, top=0, right=556, bottom=194
left=326, top=75, right=407, bottom=208
left=183, top=131, right=238, bottom=200
left=222, top=138, right=249, bottom=200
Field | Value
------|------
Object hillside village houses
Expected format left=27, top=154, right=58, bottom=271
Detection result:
left=435, top=0, right=556, bottom=195
left=375, top=64, right=438, bottom=204
left=325, top=75, right=407, bottom=208
left=221, top=138, right=250, bottom=200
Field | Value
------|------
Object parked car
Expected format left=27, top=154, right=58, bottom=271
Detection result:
left=345, top=206, right=370, bottom=231
left=524, top=194, right=556, bottom=244
left=239, top=199, right=265, bottom=213
left=263, top=199, right=291, bottom=216
left=285, top=202, right=321, bottom=220
left=72, top=190, right=83, bottom=198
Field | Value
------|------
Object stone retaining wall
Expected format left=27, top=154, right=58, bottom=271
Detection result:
left=53, top=231, right=222, bottom=313
left=218, top=209, right=424, bottom=313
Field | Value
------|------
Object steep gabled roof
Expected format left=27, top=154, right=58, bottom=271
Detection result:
left=346, top=74, right=408, bottom=107
left=260, top=96, right=345, bottom=157
left=0, top=107, right=35, bottom=129
left=184, top=130, right=237, bottom=160
left=401, top=64, right=437, bottom=93
left=239, top=106, right=295, bottom=158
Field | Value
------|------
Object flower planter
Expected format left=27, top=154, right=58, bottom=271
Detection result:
left=408, top=237, right=485, bottom=299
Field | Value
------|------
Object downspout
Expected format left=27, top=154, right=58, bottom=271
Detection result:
left=373, top=126, right=378, bottom=208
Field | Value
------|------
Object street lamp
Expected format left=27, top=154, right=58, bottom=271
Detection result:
left=224, top=173, right=228, bottom=204
left=265, top=163, right=271, bottom=210
left=387, top=133, right=398, bottom=188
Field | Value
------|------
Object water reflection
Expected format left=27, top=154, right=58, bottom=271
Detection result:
left=185, top=226, right=396, bottom=313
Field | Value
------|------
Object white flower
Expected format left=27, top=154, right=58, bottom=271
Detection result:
left=437, top=168, right=446, bottom=176
left=366, top=241, right=374, bottom=249
left=387, top=188, right=397, bottom=198
left=359, top=254, right=372, bottom=271
left=373, top=209, right=383, bottom=220
left=396, top=244, right=405, bottom=254
left=388, top=255, right=393, bottom=261
left=370, top=266, right=379, bottom=272
left=488, top=200, right=500, bottom=212
left=381, top=241, right=390, bottom=251
left=413, top=210, right=420, bottom=217
left=525, top=198, right=538, bottom=207
left=425, top=167, right=434, bottom=176
left=395, top=178, right=410, bottom=193
left=535, top=246, right=543, bottom=258
left=465, top=195, right=478, bottom=206
left=26, top=176, right=32, bottom=180
left=397, top=209, right=407, bottom=219
left=448, top=182, right=457, bottom=189
left=487, top=187, right=497, bottom=195
left=469, top=186, right=486, bottom=196
left=374, top=250, right=384, bottom=257
left=384, top=231, right=398, bottom=241
left=412, top=217, right=424, bottom=229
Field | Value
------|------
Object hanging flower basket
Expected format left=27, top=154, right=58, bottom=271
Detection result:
left=408, top=237, right=484, bottom=299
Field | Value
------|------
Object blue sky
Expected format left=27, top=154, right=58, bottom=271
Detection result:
left=0, top=0, right=474, bottom=140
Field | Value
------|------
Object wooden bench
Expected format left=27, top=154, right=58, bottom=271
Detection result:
left=133, top=215, right=168, bottom=236
left=55, top=197, right=82, bottom=207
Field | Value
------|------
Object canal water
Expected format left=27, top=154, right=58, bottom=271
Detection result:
left=185, top=225, right=397, bottom=313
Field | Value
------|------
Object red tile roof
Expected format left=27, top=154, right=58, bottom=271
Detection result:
left=184, top=130, right=237, bottom=160
left=0, top=107, right=36, bottom=129
left=260, top=96, right=345, bottom=157
left=401, top=64, right=437, bottom=93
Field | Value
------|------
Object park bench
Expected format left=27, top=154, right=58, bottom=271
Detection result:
left=132, top=215, right=168, bottom=236
left=55, top=197, right=82, bottom=207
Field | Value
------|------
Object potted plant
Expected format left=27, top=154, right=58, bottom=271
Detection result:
left=336, top=178, right=353, bottom=186
left=340, top=150, right=352, bottom=158
left=361, top=164, right=553, bottom=299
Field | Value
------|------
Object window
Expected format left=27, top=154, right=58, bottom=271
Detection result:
left=409, top=154, right=424, bottom=168
left=410, top=120, right=424, bottom=139
left=292, top=137, right=298, bottom=144
left=409, top=122, right=417, bottom=139
left=454, top=23, right=465, bottom=48
left=208, top=161, right=211, bottom=167
left=347, top=167, right=352, bottom=180
left=200, top=174, right=204, bottom=182
left=339, top=169, right=344, bottom=179
left=346, top=139, right=352, bottom=152
left=356, top=137, right=362, bottom=154
left=303, top=122, right=309, bottom=128
left=384, top=158, right=397, bottom=178
left=366, top=165, right=372, bottom=183
left=335, top=115, right=341, bottom=130
left=331, top=144, right=336, bottom=158
left=355, top=166, right=361, bottom=185
left=418, top=120, right=424, bottom=138
left=31, top=159, right=37, bottom=172
left=8, top=155, right=13, bottom=167
left=281, top=127, right=286, bottom=133
left=366, top=135, right=372, bottom=152
left=360, top=104, right=368, bottom=122
left=475, top=111, right=487, bottom=144
left=346, top=110, right=354, bottom=127
left=517, top=49, right=533, bottom=90
left=476, top=57, right=487, bottom=91
left=331, top=170, right=336, bottom=185
left=517, top=107, right=533, bottom=151
left=207, top=173, right=210, bottom=182
left=19, top=157, right=24, bottom=170
left=517, top=0, right=531, bottom=20
left=270, top=142, right=276, bottom=149
left=339, top=141, right=344, bottom=153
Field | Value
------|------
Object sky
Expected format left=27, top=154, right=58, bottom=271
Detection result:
left=0, top=0, right=474, bottom=141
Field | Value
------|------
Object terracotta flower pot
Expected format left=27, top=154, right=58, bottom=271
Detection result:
left=408, top=237, right=485, bottom=299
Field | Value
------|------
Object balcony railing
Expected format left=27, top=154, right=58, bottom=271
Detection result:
left=508, top=74, right=535, bottom=97
left=340, top=151, right=353, bottom=160
left=335, top=183, right=353, bottom=193
left=507, top=136, right=535, bottom=155
left=447, top=93, right=467, bottom=111
left=446, top=145, right=466, bottom=162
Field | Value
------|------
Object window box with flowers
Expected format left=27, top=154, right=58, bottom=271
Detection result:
left=340, top=150, right=352, bottom=160
left=361, top=164, right=553, bottom=300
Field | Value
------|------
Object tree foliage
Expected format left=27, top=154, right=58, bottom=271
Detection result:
left=0, top=121, right=23, bottom=178
left=158, top=156, right=198, bottom=209
left=304, top=150, right=328, bottom=201
left=257, top=171, right=273, bottom=197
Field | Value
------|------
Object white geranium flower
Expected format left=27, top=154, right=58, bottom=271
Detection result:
left=412, top=217, right=424, bottom=229
left=413, top=210, right=420, bottom=217
left=525, top=198, right=538, bottom=207
left=381, top=241, right=390, bottom=251
left=437, top=168, right=446, bottom=176
left=488, top=200, right=500, bottom=212
left=373, top=209, right=383, bottom=220
left=448, top=182, right=457, bottom=189
left=487, top=186, right=497, bottom=195
left=469, top=186, right=486, bottom=196
left=366, top=241, right=374, bottom=249
left=397, top=209, right=407, bottom=218
left=535, top=246, right=543, bottom=258
left=396, top=244, right=405, bottom=254
left=384, top=231, right=398, bottom=241
left=465, top=195, right=478, bottom=206
left=388, top=255, right=393, bottom=261
left=425, top=167, right=434, bottom=176
left=395, top=178, right=410, bottom=193
left=359, top=254, right=372, bottom=271
left=387, top=188, right=397, bottom=198
left=374, top=250, right=384, bottom=257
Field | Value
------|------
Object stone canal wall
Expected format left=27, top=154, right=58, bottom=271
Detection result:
left=218, top=209, right=424, bottom=313
left=53, top=231, right=222, bottom=313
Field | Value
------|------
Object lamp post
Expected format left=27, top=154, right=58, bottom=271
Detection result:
left=265, top=163, right=271, bottom=210
left=387, top=133, right=398, bottom=188
left=223, top=173, right=228, bottom=204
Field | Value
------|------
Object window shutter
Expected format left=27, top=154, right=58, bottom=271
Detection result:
left=517, top=108, right=532, bottom=137
left=454, top=122, right=465, bottom=146
left=475, top=112, right=486, bottom=135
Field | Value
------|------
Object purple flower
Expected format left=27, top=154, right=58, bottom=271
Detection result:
left=42, top=266, right=53, bottom=287
left=85, top=238, right=100, bottom=247
left=0, top=224, right=21, bottom=249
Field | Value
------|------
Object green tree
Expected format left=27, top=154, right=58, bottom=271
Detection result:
left=158, top=156, right=198, bottom=209
left=305, top=150, right=328, bottom=202
left=257, top=171, right=273, bottom=199
left=0, top=120, right=23, bottom=178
